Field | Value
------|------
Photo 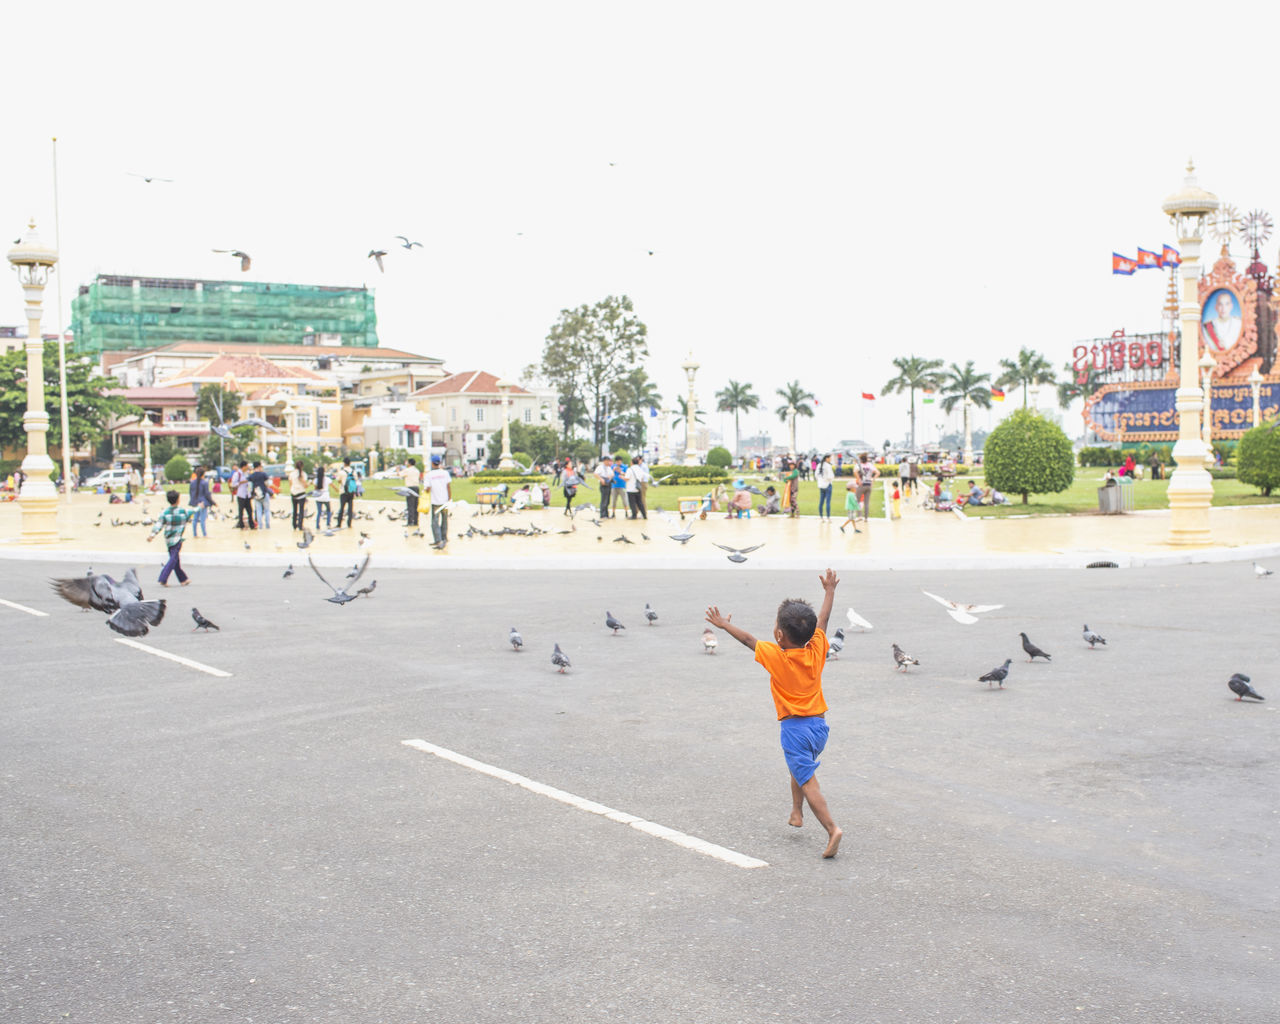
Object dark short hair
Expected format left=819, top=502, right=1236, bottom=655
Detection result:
left=776, top=598, right=817, bottom=646
left=253, top=461, right=262, bottom=468
left=165, top=489, right=179, bottom=505
left=343, top=457, right=351, bottom=465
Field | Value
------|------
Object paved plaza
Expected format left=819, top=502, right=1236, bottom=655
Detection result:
left=1, top=554, right=1277, bottom=1022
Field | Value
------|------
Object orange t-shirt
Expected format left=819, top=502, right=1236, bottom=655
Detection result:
left=754, top=629, right=830, bottom=720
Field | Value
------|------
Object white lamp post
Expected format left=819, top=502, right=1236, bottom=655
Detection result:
left=962, top=395, right=975, bottom=466
left=1249, top=367, right=1264, bottom=426
left=787, top=403, right=797, bottom=458
left=142, top=414, right=154, bottom=489
left=496, top=378, right=515, bottom=469
left=681, top=354, right=699, bottom=466
left=6, top=219, right=59, bottom=543
left=1162, top=161, right=1218, bottom=544
left=1199, top=352, right=1216, bottom=450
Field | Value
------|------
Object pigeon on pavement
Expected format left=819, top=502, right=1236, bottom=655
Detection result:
left=1228, top=673, right=1264, bottom=701
left=509, top=627, right=523, bottom=651
left=308, top=555, right=369, bottom=605
left=827, top=627, right=845, bottom=659
left=1253, top=562, right=1273, bottom=578
left=644, top=603, right=658, bottom=625
left=979, top=659, right=1012, bottom=688
left=1019, top=632, right=1051, bottom=662
left=1082, top=624, right=1107, bottom=648
left=282, top=565, right=294, bottom=578
left=356, top=580, right=377, bottom=598
left=922, top=589, right=1003, bottom=625
left=715, top=543, right=765, bottom=564
left=846, top=608, right=873, bottom=631
left=892, top=643, right=919, bottom=672
left=191, top=608, right=219, bottom=632
left=702, top=628, right=718, bottom=654
left=50, top=568, right=166, bottom=637
left=552, top=643, right=571, bottom=673
left=606, top=611, right=626, bottom=634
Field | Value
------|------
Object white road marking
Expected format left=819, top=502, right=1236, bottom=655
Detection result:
left=401, top=738, right=768, bottom=869
left=114, top=637, right=232, bottom=677
left=0, top=598, right=49, bottom=617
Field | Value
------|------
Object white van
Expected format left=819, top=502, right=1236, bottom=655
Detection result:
left=84, top=468, right=134, bottom=489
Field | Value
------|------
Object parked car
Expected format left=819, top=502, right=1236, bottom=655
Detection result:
left=84, top=468, right=133, bottom=489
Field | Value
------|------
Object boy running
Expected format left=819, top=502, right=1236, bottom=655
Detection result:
left=148, top=489, right=194, bottom=586
left=705, top=569, right=843, bottom=858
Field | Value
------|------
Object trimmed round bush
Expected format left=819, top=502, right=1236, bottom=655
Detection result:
left=164, top=454, right=191, bottom=483
left=983, top=409, right=1074, bottom=504
left=706, top=446, right=732, bottom=468
left=1237, top=421, right=1280, bottom=496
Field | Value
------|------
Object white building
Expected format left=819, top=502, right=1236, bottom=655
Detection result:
left=410, top=370, right=556, bottom=465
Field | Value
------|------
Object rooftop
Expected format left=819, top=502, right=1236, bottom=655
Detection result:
left=413, top=370, right=530, bottom=396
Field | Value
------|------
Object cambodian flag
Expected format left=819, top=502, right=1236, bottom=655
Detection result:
left=1136, top=248, right=1161, bottom=270
left=1161, top=244, right=1181, bottom=267
left=1112, top=253, right=1137, bottom=275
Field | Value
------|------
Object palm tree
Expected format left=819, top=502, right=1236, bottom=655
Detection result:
left=939, top=361, right=993, bottom=460
left=1057, top=362, right=1106, bottom=443
left=995, top=347, right=1057, bottom=407
left=672, top=395, right=706, bottom=455
left=881, top=355, right=944, bottom=449
left=715, top=380, right=759, bottom=457
left=774, top=380, right=816, bottom=454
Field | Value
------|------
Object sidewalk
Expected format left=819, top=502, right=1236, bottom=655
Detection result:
left=1, top=490, right=1278, bottom=571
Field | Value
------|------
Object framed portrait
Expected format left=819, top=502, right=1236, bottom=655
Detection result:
left=1200, top=288, right=1242, bottom=351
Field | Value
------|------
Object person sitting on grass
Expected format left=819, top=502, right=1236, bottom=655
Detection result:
left=758, top=486, right=782, bottom=516
left=965, top=479, right=984, bottom=506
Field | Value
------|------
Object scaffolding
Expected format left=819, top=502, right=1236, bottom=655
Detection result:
left=70, top=274, right=379, bottom=354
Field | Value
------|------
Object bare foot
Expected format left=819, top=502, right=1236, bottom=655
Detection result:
left=788, top=810, right=804, bottom=828
left=822, top=827, right=843, bottom=858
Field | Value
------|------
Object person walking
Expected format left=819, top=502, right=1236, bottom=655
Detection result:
left=562, top=466, right=582, bottom=515
left=148, top=489, right=194, bottom=586
left=313, top=463, right=333, bottom=529
left=187, top=466, right=215, bottom=538
left=816, top=454, right=835, bottom=521
left=839, top=481, right=862, bottom=533
left=856, top=453, right=879, bottom=522
left=403, top=457, right=421, bottom=527
left=249, top=461, right=271, bottom=531
left=288, top=459, right=309, bottom=530
left=231, top=461, right=254, bottom=529
left=426, top=454, right=452, bottom=549
left=594, top=455, right=615, bottom=519
left=335, top=457, right=357, bottom=529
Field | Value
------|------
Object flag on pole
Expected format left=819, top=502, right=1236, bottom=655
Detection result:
left=1136, top=248, right=1161, bottom=269
left=990, top=388, right=1005, bottom=402
left=1112, top=253, right=1138, bottom=275
left=861, top=392, right=875, bottom=401
left=648, top=406, right=659, bottom=418
left=1161, top=244, right=1181, bottom=267
left=922, top=390, right=935, bottom=404
left=813, top=397, right=821, bottom=407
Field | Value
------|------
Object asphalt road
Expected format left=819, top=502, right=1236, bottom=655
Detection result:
left=1, top=558, right=1277, bottom=1023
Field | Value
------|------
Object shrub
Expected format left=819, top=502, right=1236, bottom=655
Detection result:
left=469, top=474, right=551, bottom=486
left=983, top=409, right=1075, bottom=504
left=164, top=455, right=191, bottom=483
left=648, top=465, right=729, bottom=485
left=1237, top=421, right=1280, bottom=495
left=612, top=449, right=631, bottom=465
left=706, top=446, right=732, bottom=468
left=511, top=451, right=533, bottom=468
left=1077, top=446, right=1124, bottom=468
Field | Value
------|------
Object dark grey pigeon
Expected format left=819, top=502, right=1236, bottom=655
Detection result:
left=606, top=611, right=625, bottom=634
left=50, top=568, right=166, bottom=637
left=1228, top=674, right=1264, bottom=701
left=669, top=529, right=696, bottom=545
left=1019, top=632, right=1050, bottom=662
left=282, top=564, right=294, bottom=578
left=714, top=542, right=765, bottom=564
left=191, top=607, right=219, bottom=631
left=308, top=555, right=369, bottom=606
left=827, top=627, right=845, bottom=659
left=509, top=627, right=523, bottom=651
left=644, top=603, right=658, bottom=626
left=892, top=643, right=919, bottom=672
left=1082, top=624, right=1107, bottom=648
left=297, top=529, right=314, bottom=549
left=979, top=659, right=1012, bottom=688
left=552, top=643, right=571, bottom=673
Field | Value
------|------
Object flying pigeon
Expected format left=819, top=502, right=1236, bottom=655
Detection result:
left=368, top=249, right=387, bottom=272
left=1253, top=562, right=1273, bottom=578
left=395, top=235, right=423, bottom=250
left=892, top=643, right=919, bottom=672
left=1082, top=624, right=1107, bottom=648
left=846, top=608, right=873, bottom=631
left=702, top=629, right=718, bottom=654
left=308, top=555, right=369, bottom=605
left=1019, top=632, right=1051, bottom=662
left=669, top=529, right=696, bottom=545
left=1228, top=673, right=1264, bottom=701
left=282, top=565, right=294, bottom=578
left=606, top=611, right=626, bottom=634
left=715, top=542, right=765, bottom=564
left=509, top=627, right=523, bottom=651
left=50, top=568, right=165, bottom=637
left=191, top=607, right=219, bottom=632
left=979, top=659, right=1012, bottom=688
left=212, top=248, right=251, bottom=272
left=922, top=589, right=1003, bottom=625
left=644, top=603, right=658, bottom=626
left=613, top=534, right=634, bottom=545
left=297, top=529, right=314, bottom=550
left=128, top=172, right=174, bottom=183
left=211, top=414, right=282, bottom=441
left=552, top=643, right=571, bottom=673
left=827, top=627, right=845, bottom=659
left=356, top=580, right=377, bottom=598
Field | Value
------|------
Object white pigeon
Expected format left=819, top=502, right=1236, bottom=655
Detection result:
left=701, top=628, right=718, bottom=654
left=1253, top=562, right=1273, bottom=578
left=846, top=607, right=873, bottom=631
left=921, top=589, right=1003, bottom=625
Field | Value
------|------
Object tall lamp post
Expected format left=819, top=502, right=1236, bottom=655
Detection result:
left=1249, top=367, right=1264, bottom=426
left=787, top=403, right=797, bottom=458
left=6, top=219, right=59, bottom=543
left=1199, top=353, right=1216, bottom=451
left=141, top=413, right=154, bottom=490
left=962, top=396, right=975, bottom=466
left=496, top=378, right=515, bottom=468
left=1162, top=161, right=1218, bottom=544
left=681, top=354, right=699, bottom=466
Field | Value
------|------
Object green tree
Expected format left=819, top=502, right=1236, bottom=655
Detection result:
left=881, top=356, right=943, bottom=449
left=506, top=421, right=561, bottom=465
left=995, top=347, right=1057, bottom=408
left=982, top=408, right=1075, bottom=504
left=939, top=361, right=993, bottom=454
left=164, top=454, right=191, bottom=483
left=196, top=383, right=241, bottom=427
left=1237, top=420, right=1280, bottom=496
left=1055, top=362, right=1105, bottom=409
left=706, top=445, right=732, bottom=468
left=774, top=380, right=816, bottom=422
left=715, top=380, right=759, bottom=457
left=0, top=343, right=136, bottom=454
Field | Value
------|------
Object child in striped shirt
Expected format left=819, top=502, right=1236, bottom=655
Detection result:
left=148, top=489, right=194, bottom=586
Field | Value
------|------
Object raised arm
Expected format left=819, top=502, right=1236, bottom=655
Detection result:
left=705, top=605, right=758, bottom=652
left=815, top=568, right=839, bottom=634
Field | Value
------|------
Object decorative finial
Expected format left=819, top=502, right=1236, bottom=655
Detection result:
left=1186, top=158, right=1195, bottom=175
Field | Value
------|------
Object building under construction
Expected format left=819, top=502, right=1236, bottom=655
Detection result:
left=70, top=274, right=378, bottom=355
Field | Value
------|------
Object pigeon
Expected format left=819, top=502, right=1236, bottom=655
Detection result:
left=356, top=580, right=377, bottom=598
left=613, top=534, right=635, bottom=545
left=892, top=643, right=919, bottom=672
left=1082, top=624, right=1107, bottom=648
left=715, top=542, right=765, bottom=564
left=211, top=414, right=282, bottom=441
left=127, top=172, right=174, bottom=183
left=297, top=529, right=314, bottom=550
left=701, top=629, right=718, bottom=654
left=552, top=643, right=571, bottom=673
left=509, top=627, right=523, bottom=651
left=641, top=532, right=650, bottom=541
left=1019, top=632, right=1051, bottom=662
left=827, top=627, right=845, bottom=659
left=606, top=611, right=626, bottom=634
left=644, top=603, right=658, bottom=626
left=395, top=235, right=423, bottom=250
left=243, top=542, right=251, bottom=551
left=50, top=568, right=165, bottom=637
left=368, top=249, right=387, bottom=272
left=669, top=529, right=696, bottom=545
left=191, top=607, right=219, bottom=632
left=345, top=562, right=361, bottom=580
left=1228, top=673, right=1264, bottom=701
left=1253, top=562, right=1273, bottom=578
left=308, top=555, right=369, bottom=605
left=979, top=659, right=1012, bottom=688
left=846, top=608, right=873, bottom=631
left=212, top=248, right=251, bottom=272
left=282, top=565, right=294, bottom=578
left=922, top=589, right=1003, bottom=625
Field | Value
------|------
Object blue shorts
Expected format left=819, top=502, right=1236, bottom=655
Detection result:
left=779, top=715, right=829, bottom=786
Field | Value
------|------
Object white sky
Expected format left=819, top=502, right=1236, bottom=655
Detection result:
left=5, top=0, right=1280, bottom=450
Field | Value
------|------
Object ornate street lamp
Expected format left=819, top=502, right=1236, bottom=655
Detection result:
left=1162, top=161, right=1219, bottom=544
left=1249, top=367, right=1264, bottom=426
left=1199, top=352, right=1216, bottom=450
left=681, top=354, right=699, bottom=466
left=787, top=403, right=797, bottom=458
left=6, top=219, right=60, bottom=543
left=963, top=396, right=975, bottom=466
left=496, top=378, right=515, bottom=469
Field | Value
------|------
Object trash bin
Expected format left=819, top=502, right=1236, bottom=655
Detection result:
left=1097, top=485, right=1121, bottom=514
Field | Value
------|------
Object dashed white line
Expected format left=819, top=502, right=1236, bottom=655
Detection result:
left=0, top=598, right=49, bottom=617
left=401, top=738, right=768, bottom=869
left=114, top=637, right=232, bottom=677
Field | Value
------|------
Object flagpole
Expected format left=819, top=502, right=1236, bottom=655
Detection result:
left=52, top=137, right=73, bottom=500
